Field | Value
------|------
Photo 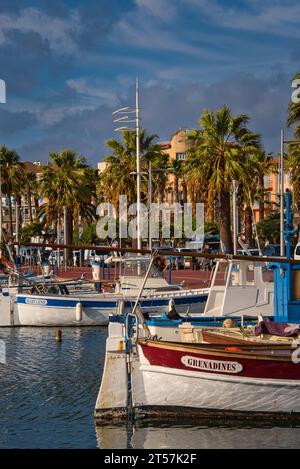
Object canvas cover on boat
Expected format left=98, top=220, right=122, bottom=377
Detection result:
left=253, top=318, right=300, bottom=337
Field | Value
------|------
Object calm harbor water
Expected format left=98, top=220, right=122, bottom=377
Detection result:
left=1, top=327, right=300, bottom=449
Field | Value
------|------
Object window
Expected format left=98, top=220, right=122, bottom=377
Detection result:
left=264, top=175, right=271, bottom=187
left=176, top=152, right=186, bottom=161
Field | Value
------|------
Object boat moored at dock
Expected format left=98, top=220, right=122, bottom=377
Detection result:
left=94, top=206, right=300, bottom=423
left=94, top=315, right=300, bottom=423
left=6, top=256, right=209, bottom=326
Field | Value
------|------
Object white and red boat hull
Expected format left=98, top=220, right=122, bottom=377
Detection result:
left=131, top=340, right=300, bottom=418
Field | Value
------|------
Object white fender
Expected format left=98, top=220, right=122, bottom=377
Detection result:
left=76, top=302, right=82, bottom=322
left=292, top=347, right=300, bottom=364
left=117, top=299, right=126, bottom=315
left=91, top=262, right=101, bottom=281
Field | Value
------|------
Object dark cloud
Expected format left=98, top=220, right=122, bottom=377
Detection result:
left=0, top=108, right=38, bottom=135
left=15, top=71, right=293, bottom=165
left=73, top=0, right=132, bottom=50
left=0, top=29, right=72, bottom=95
left=17, top=103, right=115, bottom=164
left=0, top=1, right=297, bottom=166
left=136, top=72, right=291, bottom=153
left=0, top=2, right=130, bottom=97
left=0, top=0, right=29, bottom=13
left=0, top=0, right=70, bottom=15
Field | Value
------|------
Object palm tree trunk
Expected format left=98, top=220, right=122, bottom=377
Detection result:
left=73, top=208, right=80, bottom=244
left=258, top=173, right=264, bottom=221
left=160, top=185, right=164, bottom=204
left=34, top=198, right=39, bottom=221
left=206, top=188, right=214, bottom=222
left=27, top=186, right=33, bottom=223
left=219, top=190, right=233, bottom=253
left=8, top=194, right=13, bottom=238
left=244, top=205, right=253, bottom=246
left=182, top=179, right=188, bottom=204
left=174, top=175, right=179, bottom=204
left=15, top=194, right=22, bottom=245
left=65, top=207, right=73, bottom=265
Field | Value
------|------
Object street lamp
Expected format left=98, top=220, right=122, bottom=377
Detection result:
left=232, top=180, right=238, bottom=255
left=113, top=78, right=142, bottom=249
left=131, top=166, right=174, bottom=249
left=0, top=80, right=6, bottom=249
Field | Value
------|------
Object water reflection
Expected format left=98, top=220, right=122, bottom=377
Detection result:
left=0, top=327, right=107, bottom=448
left=2, top=326, right=300, bottom=449
left=95, top=422, right=300, bottom=449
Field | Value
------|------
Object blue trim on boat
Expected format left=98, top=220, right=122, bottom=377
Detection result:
left=16, top=296, right=118, bottom=308
left=16, top=293, right=208, bottom=309
left=110, top=314, right=273, bottom=327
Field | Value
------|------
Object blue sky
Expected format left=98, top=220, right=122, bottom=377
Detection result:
left=0, top=0, right=299, bottom=166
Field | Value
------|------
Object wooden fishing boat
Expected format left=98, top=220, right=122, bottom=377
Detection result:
left=199, top=328, right=297, bottom=347
left=94, top=191, right=300, bottom=422
left=129, top=337, right=300, bottom=419
left=94, top=316, right=300, bottom=422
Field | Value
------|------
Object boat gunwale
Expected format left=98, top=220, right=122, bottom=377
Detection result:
left=137, top=338, right=296, bottom=361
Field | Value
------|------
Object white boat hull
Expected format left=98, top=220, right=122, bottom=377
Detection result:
left=13, top=290, right=208, bottom=326
left=130, top=343, right=300, bottom=417
left=132, top=355, right=300, bottom=416
left=95, top=321, right=300, bottom=422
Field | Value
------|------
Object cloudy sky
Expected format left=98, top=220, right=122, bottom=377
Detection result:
left=0, top=0, right=298, bottom=166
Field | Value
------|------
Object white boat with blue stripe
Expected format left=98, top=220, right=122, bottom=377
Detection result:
left=14, top=256, right=209, bottom=326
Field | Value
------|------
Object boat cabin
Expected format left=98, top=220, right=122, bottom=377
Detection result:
left=204, top=259, right=274, bottom=317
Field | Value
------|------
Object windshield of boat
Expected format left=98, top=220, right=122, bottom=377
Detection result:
left=228, top=261, right=274, bottom=286
left=212, top=260, right=273, bottom=287
left=119, top=256, right=163, bottom=278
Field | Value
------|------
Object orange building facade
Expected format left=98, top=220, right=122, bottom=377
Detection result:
left=252, top=156, right=292, bottom=224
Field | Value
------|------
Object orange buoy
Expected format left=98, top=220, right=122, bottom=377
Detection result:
left=225, top=346, right=242, bottom=352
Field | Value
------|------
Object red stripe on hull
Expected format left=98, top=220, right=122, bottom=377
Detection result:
left=139, top=342, right=300, bottom=380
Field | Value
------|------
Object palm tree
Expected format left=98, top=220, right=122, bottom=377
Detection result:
left=287, top=142, right=300, bottom=206
left=236, top=150, right=276, bottom=246
left=185, top=106, right=261, bottom=253
left=287, top=72, right=300, bottom=211
left=0, top=146, right=25, bottom=238
left=73, top=166, right=98, bottom=242
left=183, top=145, right=213, bottom=219
left=170, top=159, right=183, bottom=204
left=25, top=171, right=40, bottom=223
left=253, top=150, right=276, bottom=222
left=40, top=149, right=96, bottom=263
left=287, top=72, right=300, bottom=134
left=150, top=152, right=170, bottom=204
left=237, top=156, right=259, bottom=247
left=97, top=130, right=169, bottom=246
left=98, top=129, right=168, bottom=205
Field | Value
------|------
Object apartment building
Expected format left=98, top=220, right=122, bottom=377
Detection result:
left=160, top=128, right=192, bottom=204
left=252, top=156, right=292, bottom=223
